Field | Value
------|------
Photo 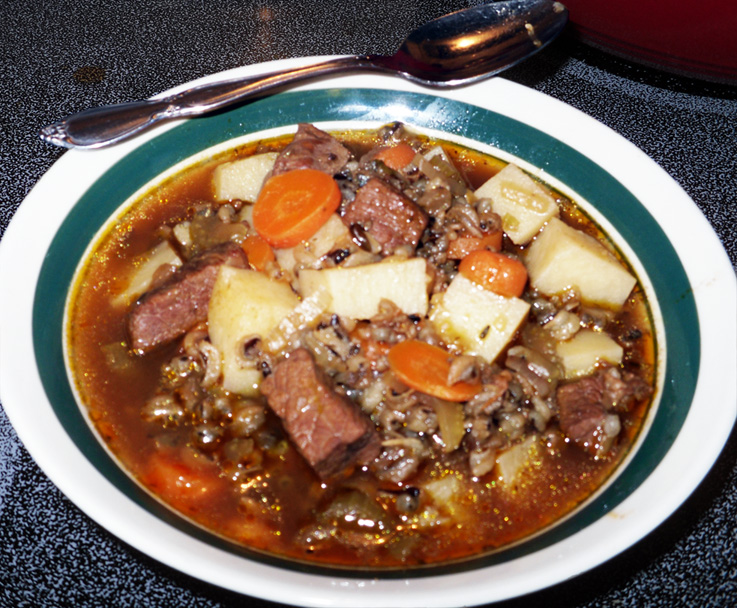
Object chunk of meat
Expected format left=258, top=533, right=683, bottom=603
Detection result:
left=271, top=123, right=351, bottom=176
left=601, top=366, right=653, bottom=412
left=557, top=367, right=652, bottom=456
left=127, top=242, right=247, bottom=353
left=341, top=177, right=428, bottom=254
left=557, top=376, right=619, bottom=457
left=260, top=348, right=380, bottom=479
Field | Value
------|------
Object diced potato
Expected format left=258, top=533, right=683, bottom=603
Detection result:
left=274, top=213, right=351, bottom=275
left=495, top=434, right=539, bottom=490
left=111, top=240, right=182, bottom=307
left=208, top=266, right=298, bottom=395
left=409, top=505, right=450, bottom=530
left=429, top=274, right=530, bottom=364
left=407, top=469, right=474, bottom=528
left=172, top=221, right=192, bottom=248
left=474, top=163, right=559, bottom=245
left=212, top=152, right=279, bottom=202
left=526, top=217, right=636, bottom=309
left=298, top=257, right=430, bottom=319
left=423, top=475, right=463, bottom=515
left=421, top=473, right=477, bottom=525
left=556, top=329, right=623, bottom=379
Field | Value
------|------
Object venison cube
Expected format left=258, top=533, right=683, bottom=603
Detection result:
left=127, top=242, right=247, bottom=353
left=260, top=348, right=380, bottom=478
left=342, top=177, right=428, bottom=254
left=271, top=123, right=352, bottom=176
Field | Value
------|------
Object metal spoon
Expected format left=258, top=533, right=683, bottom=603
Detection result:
left=40, top=0, right=568, bottom=149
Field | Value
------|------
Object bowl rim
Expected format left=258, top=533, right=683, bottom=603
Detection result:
left=56, top=109, right=670, bottom=574
left=1, top=57, right=735, bottom=607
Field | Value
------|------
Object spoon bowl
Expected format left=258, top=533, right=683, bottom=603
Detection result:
left=39, top=0, right=567, bottom=149
left=380, top=0, right=568, bottom=85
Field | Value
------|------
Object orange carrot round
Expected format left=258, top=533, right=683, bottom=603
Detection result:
left=241, top=233, right=275, bottom=272
left=143, top=450, right=224, bottom=511
left=459, top=250, right=528, bottom=298
left=252, top=168, right=341, bottom=248
left=375, top=142, right=417, bottom=171
left=447, top=231, right=503, bottom=259
left=387, top=339, right=481, bottom=402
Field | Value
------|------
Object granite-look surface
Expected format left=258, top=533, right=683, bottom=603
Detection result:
left=1, top=1, right=736, bottom=606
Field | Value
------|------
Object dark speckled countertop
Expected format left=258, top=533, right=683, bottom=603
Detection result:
left=1, top=1, right=736, bottom=606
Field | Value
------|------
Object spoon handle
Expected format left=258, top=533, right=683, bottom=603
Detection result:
left=39, top=56, right=383, bottom=149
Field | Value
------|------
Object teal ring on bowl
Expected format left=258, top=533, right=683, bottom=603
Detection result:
left=32, top=88, right=699, bottom=576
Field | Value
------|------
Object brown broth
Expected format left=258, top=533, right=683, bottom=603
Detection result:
left=67, top=129, right=656, bottom=568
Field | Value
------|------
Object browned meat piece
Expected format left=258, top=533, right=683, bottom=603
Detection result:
left=127, top=242, right=247, bottom=353
left=602, top=366, right=653, bottom=411
left=557, top=375, right=616, bottom=456
left=260, top=348, right=380, bottom=479
left=271, top=123, right=351, bottom=176
left=341, top=177, right=428, bottom=254
left=557, top=367, right=652, bottom=456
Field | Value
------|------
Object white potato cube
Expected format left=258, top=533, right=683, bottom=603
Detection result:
left=474, top=163, right=559, bottom=245
left=420, top=473, right=475, bottom=524
left=556, top=329, right=623, bottom=379
left=208, top=266, right=298, bottom=395
left=212, top=152, right=278, bottom=202
left=429, top=274, right=530, bottom=364
left=526, top=217, right=636, bottom=309
left=112, top=240, right=182, bottom=307
left=298, top=257, right=430, bottom=319
left=495, top=434, right=539, bottom=490
left=423, top=474, right=462, bottom=507
left=274, top=213, right=351, bottom=275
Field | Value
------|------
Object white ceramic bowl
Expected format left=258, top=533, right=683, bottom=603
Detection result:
left=1, top=58, right=735, bottom=607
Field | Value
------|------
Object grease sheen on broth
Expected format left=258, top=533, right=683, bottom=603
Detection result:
left=67, top=125, right=655, bottom=568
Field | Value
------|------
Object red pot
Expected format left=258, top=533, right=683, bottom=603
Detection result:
left=563, top=0, right=737, bottom=84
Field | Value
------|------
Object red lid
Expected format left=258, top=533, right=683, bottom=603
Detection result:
left=564, top=0, right=737, bottom=84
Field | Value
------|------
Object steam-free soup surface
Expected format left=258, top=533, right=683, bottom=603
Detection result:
left=68, top=124, right=655, bottom=568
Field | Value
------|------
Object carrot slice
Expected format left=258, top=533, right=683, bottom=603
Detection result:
left=387, top=339, right=481, bottom=402
left=459, top=250, right=528, bottom=298
left=143, top=449, right=224, bottom=512
left=375, top=142, right=417, bottom=171
left=241, top=233, right=275, bottom=271
left=446, top=231, right=503, bottom=259
left=252, top=168, right=341, bottom=248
